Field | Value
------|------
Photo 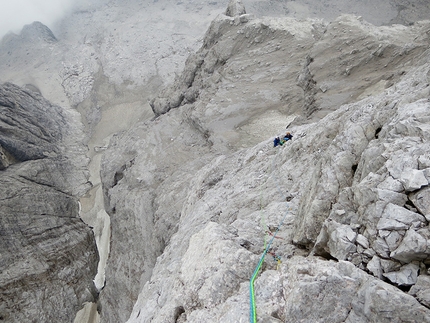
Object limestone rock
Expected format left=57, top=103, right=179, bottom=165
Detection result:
left=377, top=176, right=404, bottom=192
left=400, top=169, right=428, bottom=192
left=418, top=155, right=430, bottom=169
left=379, top=258, right=402, bottom=274
left=103, top=10, right=430, bottom=321
left=0, top=84, right=62, bottom=163
left=313, top=220, right=357, bottom=260
left=356, top=234, right=369, bottom=249
left=410, top=275, right=430, bottom=308
left=383, top=263, right=420, bottom=286
left=280, top=257, right=430, bottom=322
left=383, top=230, right=404, bottom=252
left=377, top=218, right=409, bottom=231
left=373, top=237, right=391, bottom=259
left=382, top=203, right=426, bottom=226
left=367, top=256, right=383, bottom=279
left=3, top=1, right=430, bottom=322
left=390, top=228, right=429, bottom=263
left=0, top=83, right=98, bottom=322
left=179, top=222, right=255, bottom=308
left=410, top=186, right=430, bottom=216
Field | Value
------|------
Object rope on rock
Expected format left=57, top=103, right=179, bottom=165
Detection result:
left=249, top=148, right=291, bottom=323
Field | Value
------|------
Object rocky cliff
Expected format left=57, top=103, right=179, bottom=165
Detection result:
left=101, top=4, right=430, bottom=323
left=2, top=0, right=430, bottom=322
left=0, top=83, right=98, bottom=322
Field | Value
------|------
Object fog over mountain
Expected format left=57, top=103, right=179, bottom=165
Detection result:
left=1, top=1, right=430, bottom=323
left=0, top=0, right=80, bottom=39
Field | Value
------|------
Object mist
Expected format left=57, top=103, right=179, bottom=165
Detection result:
left=0, top=0, right=89, bottom=41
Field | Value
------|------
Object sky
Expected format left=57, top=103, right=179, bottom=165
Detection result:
left=0, top=0, right=82, bottom=40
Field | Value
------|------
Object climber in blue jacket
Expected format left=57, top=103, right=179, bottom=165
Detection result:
left=273, top=136, right=281, bottom=147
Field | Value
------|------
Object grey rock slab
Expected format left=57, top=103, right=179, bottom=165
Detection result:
left=376, top=189, right=408, bottom=205
left=418, top=155, right=430, bottom=169
left=380, top=258, right=402, bottom=274
left=373, top=236, right=391, bottom=259
left=179, top=222, right=255, bottom=308
left=377, top=176, right=405, bottom=192
left=362, top=247, right=376, bottom=258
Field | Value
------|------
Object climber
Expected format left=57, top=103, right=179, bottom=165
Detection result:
left=273, top=136, right=281, bottom=147
left=283, top=132, right=293, bottom=142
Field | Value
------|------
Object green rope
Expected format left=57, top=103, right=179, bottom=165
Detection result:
left=249, top=210, right=288, bottom=322
left=249, top=148, right=289, bottom=323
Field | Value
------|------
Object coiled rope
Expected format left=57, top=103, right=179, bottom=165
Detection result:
left=249, top=148, right=290, bottom=323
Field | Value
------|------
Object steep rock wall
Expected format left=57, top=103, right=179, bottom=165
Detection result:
left=0, top=83, right=98, bottom=322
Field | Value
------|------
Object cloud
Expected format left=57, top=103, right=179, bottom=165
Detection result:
left=0, top=0, right=82, bottom=40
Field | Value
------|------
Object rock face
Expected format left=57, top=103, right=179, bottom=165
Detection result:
left=100, top=4, right=430, bottom=322
left=0, top=83, right=98, bottom=322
